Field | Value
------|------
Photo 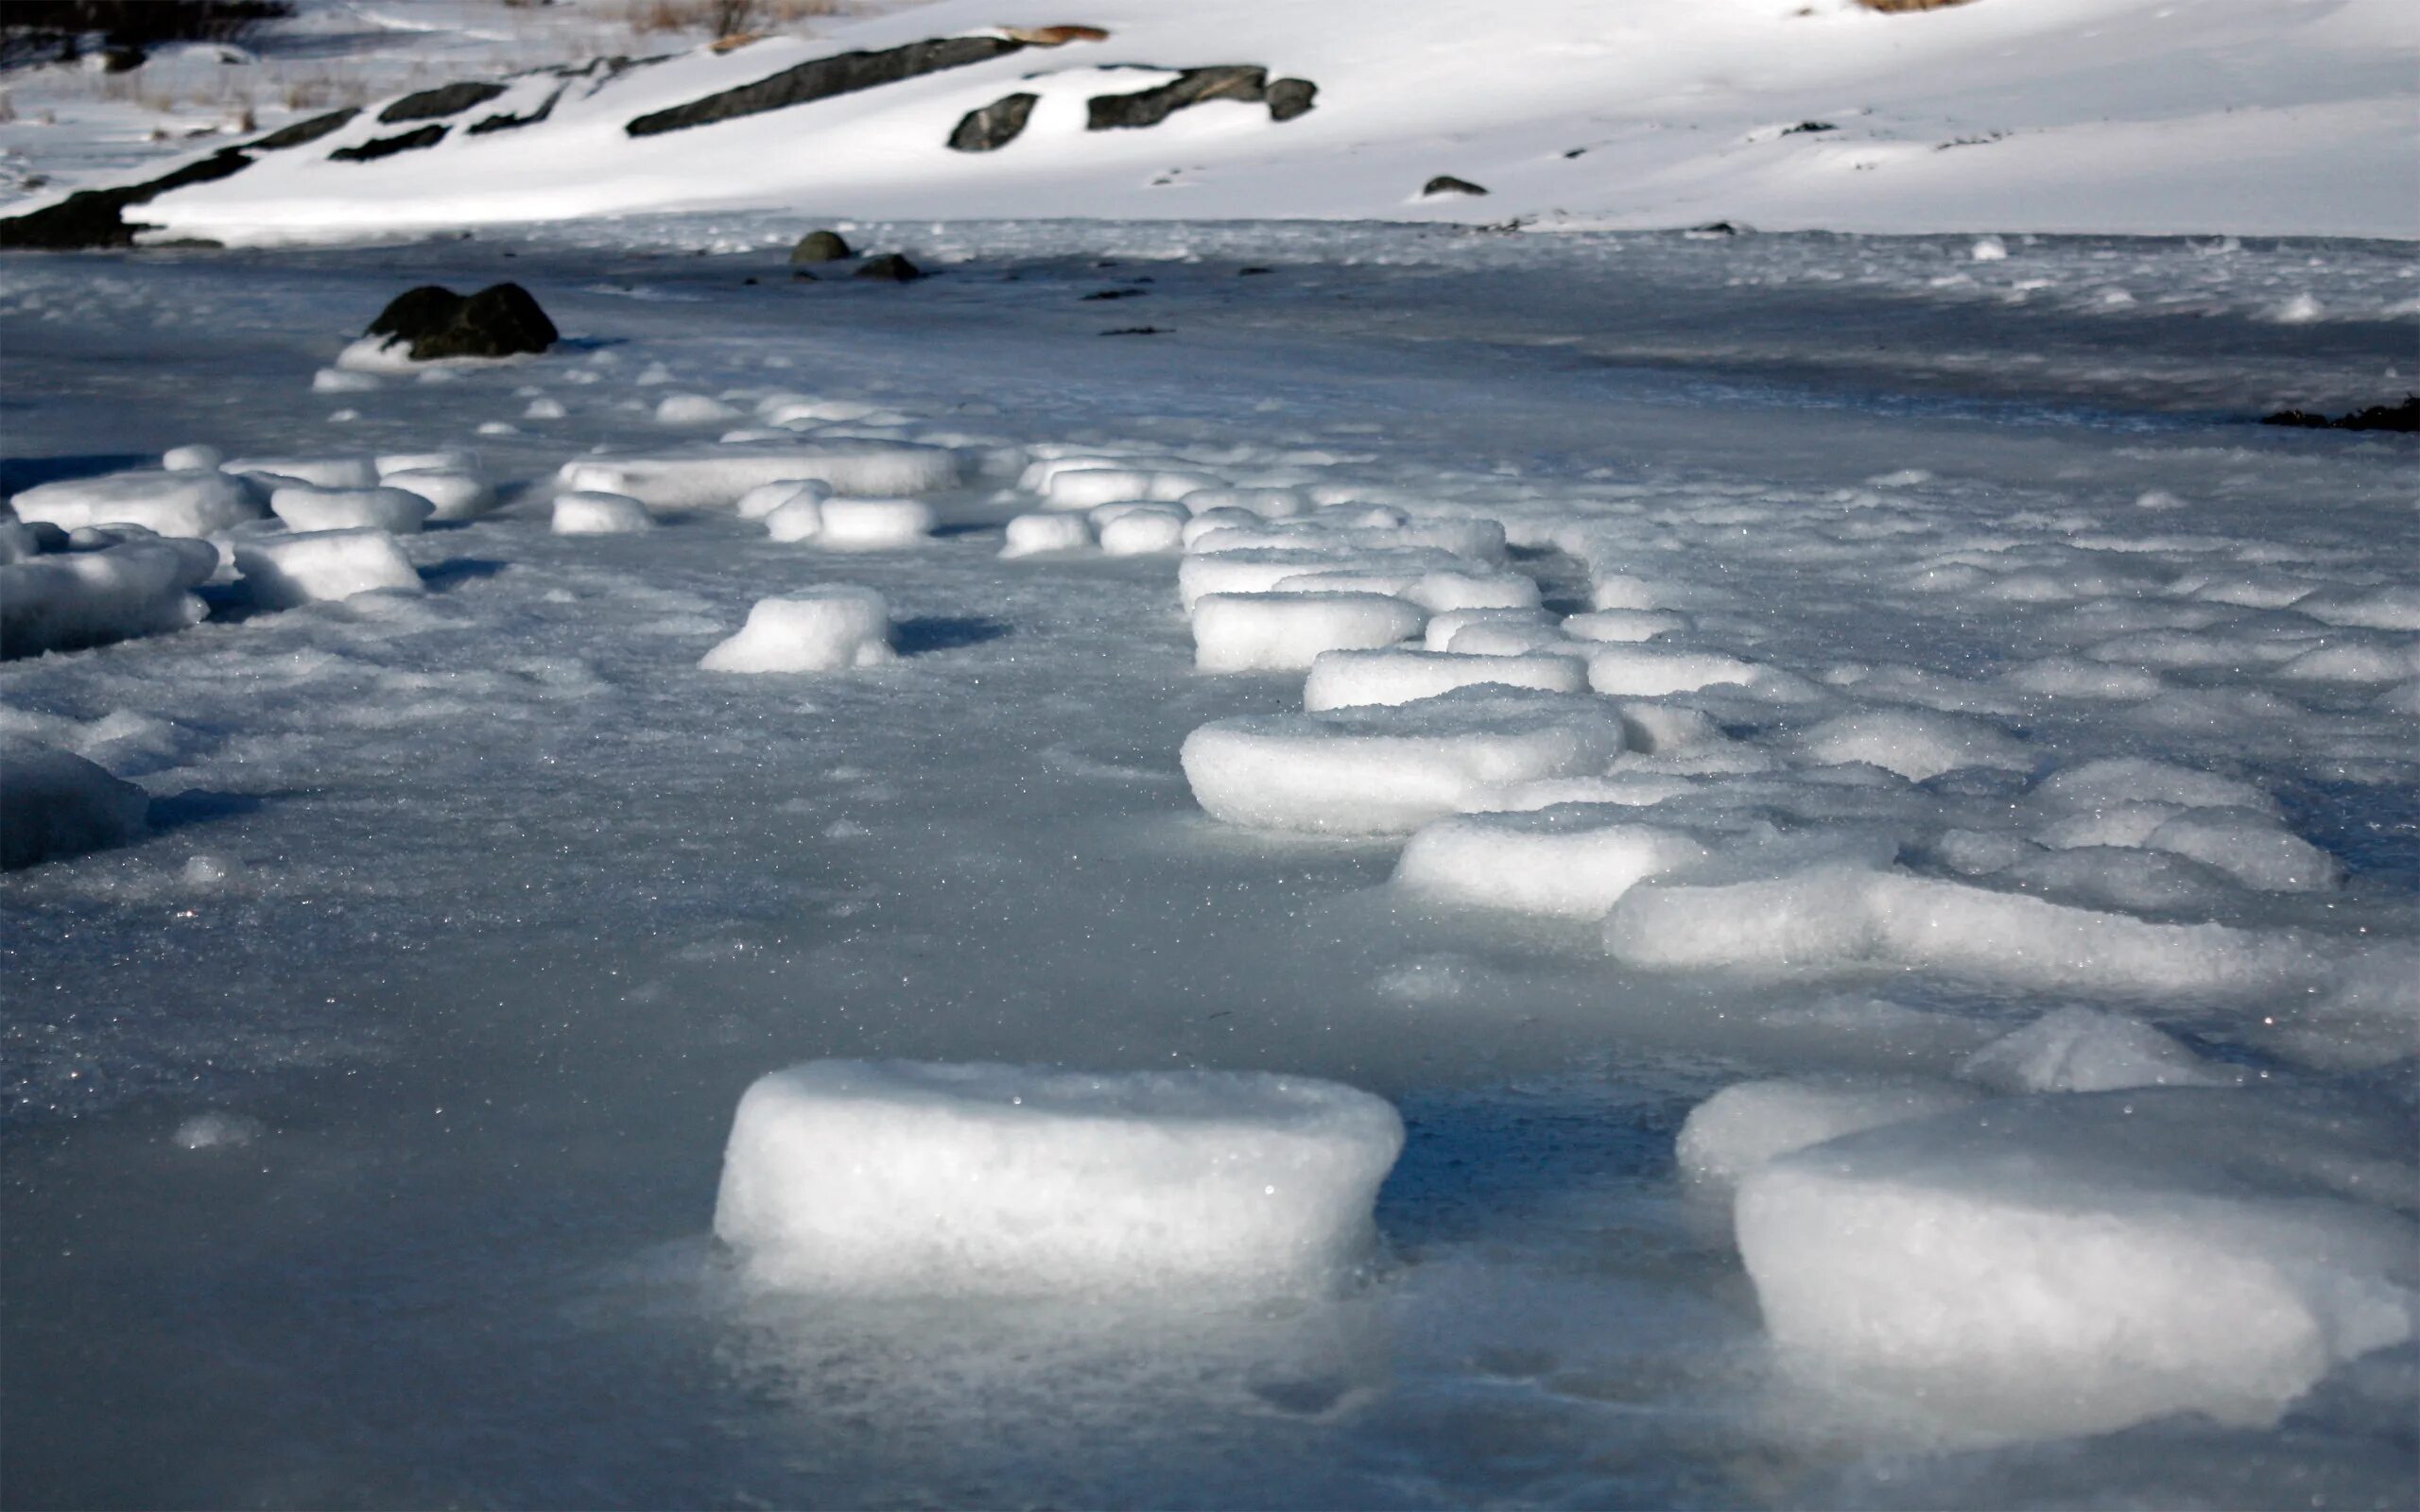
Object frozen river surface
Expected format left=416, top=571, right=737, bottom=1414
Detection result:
left=3, top=221, right=2415, bottom=1508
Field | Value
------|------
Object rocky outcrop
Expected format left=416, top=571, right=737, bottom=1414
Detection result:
left=365, top=283, right=559, bottom=361
left=468, top=87, right=564, bottom=136
left=2261, top=395, right=2418, bottom=433
left=854, top=253, right=923, bottom=283
left=331, top=125, right=448, bottom=163
left=626, top=35, right=1026, bottom=137
left=251, top=107, right=359, bottom=151
left=379, top=81, right=510, bottom=124
left=949, top=93, right=1038, bottom=152
left=0, top=146, right=252, bottom=250
left=1087, top=65, right=1267, bottom=129
left=790, top=229, right=852, bottom=264
left=1421, top=175, right=1489, bottom=197
left=1265, top=77, right=1317, bottom=122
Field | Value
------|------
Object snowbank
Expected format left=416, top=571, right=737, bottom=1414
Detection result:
left=712, top=1059, right=1403, bottom=1295
left=700, top=587, right=894, bottom=673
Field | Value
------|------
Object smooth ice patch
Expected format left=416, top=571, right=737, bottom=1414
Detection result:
left=700, top=588, right=894, bottom=673
left=712, top=1059, right=1404, bottom=1297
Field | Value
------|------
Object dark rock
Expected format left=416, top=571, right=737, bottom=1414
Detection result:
left=1264, top=77, right=1317, bottom=122
left=1780, top=121, right=1835, bottom=135
left=330, top=124, right=447, bottom=163
left=468, top=87, right=563, bottom=136
left=1688, top=221, right=1742, bottom=235
left=1238, top=266, right=1271, bottom=275
left=0, top=146, right=252, bottom=250
left=1088, top=65, right=1266, bottom=130
left=1100, top=326, right=1166, bottom=335
left=789, top=229, right=852, bottom=264
left=949, top=92, right=1038, bottom=152
left=1422, top=174, right=1488, bottom=197
left=251, top=107, right=358, bottom=150
left=2261, top=395, right=2418, bottom=433
left=99, top=44, right=147, bottom=74
left=380, top=81, right=510, bottom=125
left=1082, top=288, right=1142, bottom=301
left=854, top=253, right=922, bottom=283
left=364, top=283, right=558, bottom=361
left=627, top=36, right=1025, bottom=138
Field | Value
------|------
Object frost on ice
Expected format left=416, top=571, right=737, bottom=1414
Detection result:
left=712, top=1060, right=1404, bottom=1296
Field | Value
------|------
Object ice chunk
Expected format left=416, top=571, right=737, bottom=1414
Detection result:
left=2142, top=807, right=2342, bottom=893
left=1044, top=466, right=1223, bottom=509
left=1304, top=648, right=1588, bottom=711
left=9, top=469, right=264, bottom=539
left=763, top=496, right=825, bottom=542
left=1191, top=593, right=1424, bottom=673
left=1183, top=689, right=1628, bottom=834
left=1737, top=1089, right=2419, bottom=1435
left=1179, top=547, right=1460, bottom=611
left=2034, top=757, right=2279, bottom=818
left=221, top=455, right=377, bottom=490
left=1585, top=646, right=1764, bottom=697
left=233, top=529, right=424, bottom=610
left=1800, top=708, right=2029, bottom=781
left=552, top=491, right=655, bottom=535
left=380, top=469, right=494, bottom=522
left=557, top=444, right=959, bottom=508
left=268, top=484, right=433, bottom=535
left=1000, top=512, right=1094, bottom=558
left=1675, top=1075, right=1982, bottom=1192
left=1, top=530, right=216, bottom=656
left=1394, top=805, right=1709, bottom=917
left=375, top=449, right=478, bottom=478
left=0, top=744, right=149, bottom=868
left=735, top=478, right=833, bottom=521
left=816, top=498, right=936, bottom=549
left=1563, top=609, right=1690, bottom=644
left=1960, top=1007, right=2230, bottom=1093
left=1423, top=608, right=1552, bottom=653
left=655, top=392, right=743, bottom=425
left=700, top=588, right=894, bottom=673
left=160, top=443, right=223, bottom=472
left=311, top=367, right=381, bottom=393
left=1098, top=506, right=1186, bottom=556
left=712, top=1059, right=1403, bottom=1296
left=1179, top=486, right=1310, bottom=519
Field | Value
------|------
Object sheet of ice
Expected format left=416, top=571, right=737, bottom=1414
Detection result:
left=1184, top=689, right=1628, bottom=834
left=233, top=529, right=424, bottom=610
left=1674, top=1075, right=1982, bottom=1193
left=0, top=744, right=149, bottom=869
left=1737, top=1088, right=2419, bottom=1437
left=551, top=491, right=655, bottom=536
left=268, top=484, right=434, bottom=535
left=1190, top=593, right=1425, bottom=673
left=1304, top=648, right=1589, bottom=711
left=558, top=443, right=959, bottom=508
left=699, top=588, right=895, bottom=673
left=8, top=470, right=264, bottom=539
left=0, top=530, right=215, bottom=657
left=713, top=1059, right=1404, bottom=1296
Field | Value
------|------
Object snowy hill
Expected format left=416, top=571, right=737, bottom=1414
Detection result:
left=26, top=0, right=2420, bottom=244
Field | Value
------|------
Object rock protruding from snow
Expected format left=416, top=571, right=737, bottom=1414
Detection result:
left=1183, top=688, right=1628, bottom=834
left=626, top=35, right=1027, bottom=138
left=788, top=229, right=852, bottom=264
left=9, top=469, right=264, bottom=539
left=950, top=93, right=1038, bottom=152
left=359, top=282, right=558, bottom=363
left=700, top=587, right=895, bottom=673
left=712, top=1059, right=1404, bottom=1296
left=0, top=745, right=149, bottom=869
left=551, top=491, right=655, bottom=535
left=1, top=528, right=216, bottom=657
left=1737, top=1088, right=2420, bottom=1436
left=233, top=529, right=424, bottom=610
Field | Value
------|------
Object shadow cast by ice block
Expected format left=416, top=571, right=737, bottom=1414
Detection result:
left=147, top=788, right=273, bottom=835
left=927, top=523, right=997, bottom=540
left=0, top=454, right=157, bottom=494
left=894, top=616, right=1010, bottom=655
left=420, top=558, right=510, bottom=592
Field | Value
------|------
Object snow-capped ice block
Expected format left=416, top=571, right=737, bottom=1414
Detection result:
left=700, top=588, right=894, bottom=673
left=1445, top=620, right=1574, bottom=657
left=712, top=1059, right=1404, bottom=1296
left=9, top=469, right=264, bottom=539
left=233, top=528, right=424, bottom=610
left=1675, top=1075, right=1982, bottom=1193
left=1584, top=646, right=1762, bottom=697
left=222, top=455, right=377, bottom=490
left=375, top=449, right=478, bottom=478
left=1180, top=486, right=1310, bottom=520
left=1737, top=1089, right=2420, bottom=1435
left=1183, top=690, right=1628, bottom=834
left=1801, top=708, right=2029, bottom=782
left=552, top=491, right=655, bottom=535
left=161, top=443, right=223, bottom=472
left=1098, top=506, right=1186, bottom=556
left=735, top=478, right=833, bottom=521
left=654, top=392, right=743, bottom=426
left=556, top=443, right=959, bottom=508
left=269, top=484, right=433, bottom=535
left=380, top=468, right=494, bottom=522
left=1304, top=649, right=1588, bottom=711
left=1044, top=466, right=1223, bottom=509
left=1423, top=608, right=1552, bottom=653
left=1393, top=805, right=1708, bottom=917
left=1959, top=1007, right=2229, bottom=1094
left=1179, top=548, right=1374, bottom=610
left=0, top=744, right=149, bottom=869
left=2140, top=808, right=2342, bottom=894
left=1563, top=609, right=1690, bottom=644
left=1, top=531, right=216, bottom=657
left=1000, top=511, right=1093, bottom=558
left=763, top=496, right=824, bottom=542
left=816, top=498, right=936, bottom=549
left=1191, top=593, right=1424, bottom=673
